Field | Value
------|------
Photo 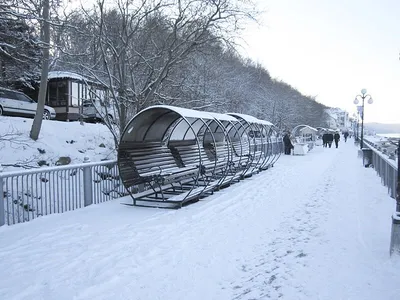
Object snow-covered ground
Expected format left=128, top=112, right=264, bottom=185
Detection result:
left=0, top=116, right=116, bottom=172
left=1, top=137, right=399, bottom=300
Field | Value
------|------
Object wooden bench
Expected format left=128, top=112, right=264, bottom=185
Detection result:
left=118, top=141, right=198, bottom=189
left=229, top=140, right=252, bottom=171
left=169, top=140, right=227, bottom=179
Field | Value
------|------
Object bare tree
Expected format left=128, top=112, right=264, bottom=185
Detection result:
left=29, top=0, right=50, bottom=140
left=54, top=0, right=257, bottom=147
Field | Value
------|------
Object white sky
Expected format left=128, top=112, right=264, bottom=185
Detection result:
left=240, top=0, right=400, bottom=124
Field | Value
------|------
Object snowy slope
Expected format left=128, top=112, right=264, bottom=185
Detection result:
left=1, top=138, right=399, bottom=300
left=0, top=116, right=116, bottom=172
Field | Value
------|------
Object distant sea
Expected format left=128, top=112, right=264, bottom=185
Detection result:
left=377, top=133, right=400, bottom=139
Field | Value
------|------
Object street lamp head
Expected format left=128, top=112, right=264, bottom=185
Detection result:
left=353, top=98, right=359, bottom=105
left=361, top=88, right=367, bottom=95
left=368, top=97, right=373, bottom=104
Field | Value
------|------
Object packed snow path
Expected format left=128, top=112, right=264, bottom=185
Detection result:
left=1, top=139, right=400, bottom=300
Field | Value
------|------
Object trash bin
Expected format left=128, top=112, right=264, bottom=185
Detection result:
left=362, top=148, right=373, bottom=167
left=390, top=212, right=400, bottom=256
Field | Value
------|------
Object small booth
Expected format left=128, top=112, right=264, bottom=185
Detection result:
left=118, top=105, right=282, bottom=208
left=291, top=125, right=318, bottom=155
left=316, top=127, right=329, bottom=146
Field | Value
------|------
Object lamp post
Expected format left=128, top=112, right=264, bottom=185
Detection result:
left=353, top=89, right=373, bottom=149
left=352, top=112, right=360, bottom=142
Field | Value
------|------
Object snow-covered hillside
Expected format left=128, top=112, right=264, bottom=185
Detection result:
left=0, top=116, right=116, bottom=172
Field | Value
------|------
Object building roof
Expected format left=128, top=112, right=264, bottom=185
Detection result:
left=48, top=71, right=89, bottom=81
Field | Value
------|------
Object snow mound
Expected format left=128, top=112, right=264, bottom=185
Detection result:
left=0, top=116, right=116, bottom=172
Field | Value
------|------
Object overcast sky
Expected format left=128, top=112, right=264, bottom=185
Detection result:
left=240, top=0, right=400, bottom=124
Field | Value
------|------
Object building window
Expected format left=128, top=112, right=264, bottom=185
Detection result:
left=71, top=82, right=79, bottom=107
left=48, top=80, right=68, bottom=107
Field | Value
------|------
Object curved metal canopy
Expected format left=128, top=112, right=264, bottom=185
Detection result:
left=292, top=124, right=318, bottom=137
left=121, top=105, right=238, bottom=143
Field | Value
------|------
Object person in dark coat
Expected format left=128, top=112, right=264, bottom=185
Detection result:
left=283, top=132, right=294, bottom=155
left=322, top=133, right=328, bottom=148
left=326, top=132, right=334, bottom=148
left=334, top=131, right=340, bottom=148
left=343, top=131, right=349, bottom=142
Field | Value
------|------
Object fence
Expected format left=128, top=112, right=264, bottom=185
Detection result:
left=363, top=138, right=397, bottom=199
left=0, top=159, right=126, bottom=226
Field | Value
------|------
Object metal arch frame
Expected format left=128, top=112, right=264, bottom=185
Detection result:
left=118, top=107, right=207, bottom=207
left=202, top=117, right=234, bottom=188
left=142, top=110, right=175, bottom=141
left=175, top=117, right=219, bottom=202
left=247, top=121, right=266, bottom=174
left=227, top=117, right=253, bottom=177
left=157, top=115, right=204, bottom=204
left=255, top=122, right=275, bottom=172
left=261, top=125, right=282, bottom=169
left=227, top=114, right=261, bottom=177
left=162, top=117, right=205, bottom=201
left=212, top=118, right=243, bottom=187
left=259, top=123, right=281, bottom=170
left=270, top=125, right=283, bottom=165
left=272, top=125, right=284, bottom=162
left=221, top=118, right=249, bottom=180
left=258, top=123, right=274, bottom=170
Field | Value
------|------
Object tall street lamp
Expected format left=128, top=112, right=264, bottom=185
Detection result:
left=354, top=89, right=373, bottom=149
left=352, top=112, right=359, bottom=142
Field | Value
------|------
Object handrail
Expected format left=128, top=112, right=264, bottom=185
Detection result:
left=0, top=159, right=117, bottom=178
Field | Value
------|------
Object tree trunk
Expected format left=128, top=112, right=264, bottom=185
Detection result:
left=30, top=0, right=50, bottom=141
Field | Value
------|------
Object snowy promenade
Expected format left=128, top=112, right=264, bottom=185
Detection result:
left=1, top=139, right=399, bottom=300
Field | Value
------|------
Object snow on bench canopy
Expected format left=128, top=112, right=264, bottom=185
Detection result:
left=227, top=112, right=276, bottom=138
left=121, top=105, right=239, bottom=143
left=227, top=112, right=273, bottom=125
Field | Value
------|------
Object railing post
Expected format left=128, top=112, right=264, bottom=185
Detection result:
left=390, top=213, right=400, bottom=256
left=396, top=141, right=400, bottom=212
left=390, top=141, right=400, bottom=256
left=0, top=176, right=5, bottom=226
left=83, top=157, right=93, bottom=207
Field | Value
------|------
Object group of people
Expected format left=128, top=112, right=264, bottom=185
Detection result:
left=283, top=132, right=294, bottom=155
left=322, top=130, right=350, bottom=148
left=283, top=129, right=350, bottom=155
left=322, top=131, right=340, bottom=148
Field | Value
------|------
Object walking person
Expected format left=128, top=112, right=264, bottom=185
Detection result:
left=283, top=131, right=294, bottom=155
left=343, top=131, right=349, bottom=142
left=334, top=131, right=340, bottom=148
left=322, top=132, right=328, bottom=148
left=326, top=132, right=334, bottom=148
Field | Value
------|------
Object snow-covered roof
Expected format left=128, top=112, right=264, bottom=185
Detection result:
left=48, top=71, right=89, bottom=81
left=292, top=124, right=318, bottom=136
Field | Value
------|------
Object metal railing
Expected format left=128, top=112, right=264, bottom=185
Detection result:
left=363, top=138, right=397, bottom=199
left=0, top=159, right=126, bottom=226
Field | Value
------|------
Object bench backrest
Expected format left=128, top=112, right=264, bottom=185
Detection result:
left=231, top=140, right=250, bottom=157
left=119, top=141, right=180, bottom=175
left=169, top=140, right=212, bottom=167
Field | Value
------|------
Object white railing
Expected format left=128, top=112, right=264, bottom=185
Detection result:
left=363, top=138, right=397, bottom=199
left=0, top=159, right=126, bottom=226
